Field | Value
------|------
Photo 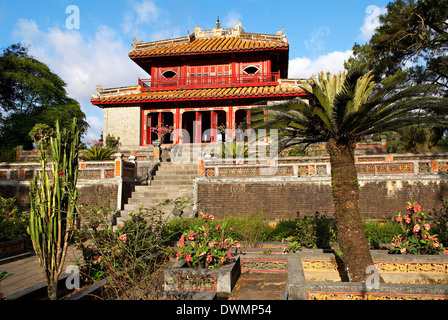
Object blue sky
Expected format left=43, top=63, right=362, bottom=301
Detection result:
left=0, top=0, right=390, bottom=141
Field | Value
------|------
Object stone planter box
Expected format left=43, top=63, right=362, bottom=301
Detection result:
left=164, top=255, right=241, bottom=294
left=0, top=238, right=32, bottom=259
left=286, top=249, right=448, bottom=300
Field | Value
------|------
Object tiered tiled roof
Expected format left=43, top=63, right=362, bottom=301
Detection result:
left=91, top=84, right=305, bottom=106
left=129, top=36, right=288, bottom=58
left=129, top=22, right=288, bottom=59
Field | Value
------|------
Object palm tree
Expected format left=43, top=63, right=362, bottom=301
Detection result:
left=251, top=70, right=447, bottom=282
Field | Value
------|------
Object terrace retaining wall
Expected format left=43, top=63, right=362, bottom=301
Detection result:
left=196, top=153, right=448, bottom=219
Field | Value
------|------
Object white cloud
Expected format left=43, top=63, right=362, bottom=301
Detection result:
left=12, top=18, right=147, bottom=141
left=222, top=11, right=242, bottom=28
left=122, top=0, right=160, bottom=39
left=85, top=116, right=103, bottom=142
left=359, top=5, right=387, bottom=42
left=304, top=27, right=330, bottom=52
left=288, top=50, right=353, bottom=79
left=136, top=0, right=159, bottom=23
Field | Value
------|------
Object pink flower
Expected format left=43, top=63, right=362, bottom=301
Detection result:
left=215, top=225, right=221, bottom=230
left=208, top=214, right=215, bottom=221
left=423, top=224, right=431, bottom=231
left=413, top=224, right=421, bottom=233
left=185, top=254, right=192, bottom=262
left=198, top=251, right=207, bottom=257
left=396, top=216, right=402, bottom=222
left=58, top=172, right=64, bottom=176
left=400, top=248, right=407, bottom=254
left=206, top=254, right=213, bottom=262
left=413, top=204, right=422, bottom=213
left=406, top=204, right=413, bottom=211
left=188, top=232, right=196, bottom=240
left=179, top=234, right=185, bottom=246
left=119, top=234, right=127, bottom=243
left=208, top=242, right=216, bottom=248
left=8, top=212, right=12, bottom=216
left=227, top=252, right=233, bottom=260
left=176, top=251, right=183, bottom=258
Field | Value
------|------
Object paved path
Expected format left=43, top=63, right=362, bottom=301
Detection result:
left=1, top=248, right=287, bottom=300
left=0, top=246, right=81, bottom=298
left=228, top=271, right=287, bottom=300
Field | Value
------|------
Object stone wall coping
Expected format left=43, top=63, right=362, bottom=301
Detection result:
left=286, top=251, right=448, bottom=300
left=298, top=250, right=448, bottom=262
left=195, top=174, right=446, bottom=184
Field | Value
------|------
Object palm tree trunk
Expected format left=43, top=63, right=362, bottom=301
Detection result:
left=327, top=138, right=377, bottom=282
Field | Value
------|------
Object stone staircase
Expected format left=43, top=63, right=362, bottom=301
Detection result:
left=115, top=162, right=200, bottom=228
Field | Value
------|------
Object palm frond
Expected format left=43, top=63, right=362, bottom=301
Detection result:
left=250, top=70, right=446, bottom=152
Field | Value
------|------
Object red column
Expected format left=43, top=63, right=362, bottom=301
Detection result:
left=195, top=111, right=202, bottom=144
left=141, top=109, right=146, bottom=146
left=175, top=109, right=181, bottom=144
left=211, top=110, right=217, bottom=142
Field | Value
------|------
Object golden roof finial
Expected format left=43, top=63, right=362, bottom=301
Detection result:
left=216, top=16, right=221, bottom=29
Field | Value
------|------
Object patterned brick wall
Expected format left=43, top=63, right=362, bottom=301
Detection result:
left=197, top=177, right=448, bottom=219
left=0, top=183, right=119, bottom=212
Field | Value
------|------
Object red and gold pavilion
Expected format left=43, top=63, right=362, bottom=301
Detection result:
left=91, top=21, right=305, bottom=147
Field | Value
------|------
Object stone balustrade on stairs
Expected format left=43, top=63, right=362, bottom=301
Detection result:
left=114, top=162, right=200, bottom=228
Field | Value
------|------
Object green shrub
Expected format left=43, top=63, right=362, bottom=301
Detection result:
left=390, top=202, right=445, bottom=254
left=267, top=220, right=298, bottom=242
left=81, top=146, right=115, bottom=161
left=174, top=214, right=239, bottom=269
left=220, top=213, right=271, bottom=247
left=283, top=212, right=337, bottom=250
left=0, top=197, right=29, bottom=241
left=363, top=220, right=402, bottom=245
left=74, top=206, right=171, bottom=299
left=105, top=134, right=120, bottom=149
left=163, top=217, right=205, bottom=241
left=431, top=198, right=448, bottom=246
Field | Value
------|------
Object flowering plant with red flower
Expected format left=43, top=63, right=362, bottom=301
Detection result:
left=174, top=213, right=240, bottom=268
left=149, top=125, right=174, bottom=142
left=391, top=202, right=445, bottom=255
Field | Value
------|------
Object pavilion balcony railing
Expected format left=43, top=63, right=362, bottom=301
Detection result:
left=138, top=72, right=280, bottom=91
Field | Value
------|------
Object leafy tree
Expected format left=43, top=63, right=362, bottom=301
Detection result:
left=251, top=70, right=447, bottom=282
left=29, top=123, right=53, bottom=145
left=346, top=0, right=448, bottom=94
left=345, top=0, right=448, bottom=152
left=0, top=43, right=88, bottom=159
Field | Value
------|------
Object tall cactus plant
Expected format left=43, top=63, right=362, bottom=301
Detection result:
left=28, top=119, right=80, bottom=300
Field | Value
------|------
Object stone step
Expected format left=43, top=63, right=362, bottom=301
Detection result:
left=132, top=187, right=192, bottom=195
left=150, top=179, right=196, bottom=186
left=158, top=163, right=199, bottom=169
left=129, top=191, right=192, bottom=201
left=116, top=159, right=199, bottom=227
left=130, top=187, right=193, bottom=195
left=134, top=184, right=192, bottom=191
left=152, top=173, right=199, bottom=178
left=123, top=202, right=182, bottom=212
left=154, top=170, right=199, bottom=176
